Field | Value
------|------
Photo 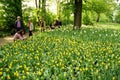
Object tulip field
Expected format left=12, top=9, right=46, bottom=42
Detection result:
left=0, top=24, right=120, bottom=80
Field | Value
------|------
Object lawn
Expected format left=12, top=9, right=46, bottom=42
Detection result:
left=0, top=23, right=120, bottom=80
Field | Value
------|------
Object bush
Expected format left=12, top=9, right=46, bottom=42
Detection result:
left=83, top=14, right=93, bottom=25
left=114, top=11, right=120, bottom=23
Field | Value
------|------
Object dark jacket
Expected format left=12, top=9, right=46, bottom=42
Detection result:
left=14, top=20, right=24, bottom=31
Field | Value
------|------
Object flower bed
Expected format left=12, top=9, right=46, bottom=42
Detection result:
left=0, top=25, right=120, bottom=80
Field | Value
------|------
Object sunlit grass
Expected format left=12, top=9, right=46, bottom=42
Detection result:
left=93, top=22, right=120, bottom=29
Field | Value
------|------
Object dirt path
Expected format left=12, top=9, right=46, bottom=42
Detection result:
left=0, top=36, right=13, bottom=46
left=0, top=33, right=29, bottom=46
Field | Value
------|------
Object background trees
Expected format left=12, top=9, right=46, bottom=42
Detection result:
left=82, top=0, right=116, bottom=24
left=0, top=0, right=22, bottom=31
left=0, top=0, right=119, bottom=32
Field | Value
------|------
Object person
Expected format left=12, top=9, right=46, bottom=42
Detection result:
left=14, top=16, right=24, bottom=32
left=13, top=30, right=26, bottom=41
left=27, top=19, right=34, bottom=36
left=53, top=19, right=62, bottom=28
left=41, top=20, right=45, bottom=32
left=38, top=17, right=42, bottom=31
left=50, top=23, right=55, bottom=29
left=38, top=17, right=45, bottom=32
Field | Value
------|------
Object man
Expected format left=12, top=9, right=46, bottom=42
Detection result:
left=14, top=16, right=24, bottom=32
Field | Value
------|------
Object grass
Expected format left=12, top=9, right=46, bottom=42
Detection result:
left=0, top=23, right=120, bottom=80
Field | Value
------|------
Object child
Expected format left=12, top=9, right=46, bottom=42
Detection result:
left=27, top=19, right=34, bottom=36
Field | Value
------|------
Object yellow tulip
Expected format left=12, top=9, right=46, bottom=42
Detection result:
left=14, top=71, right=19, bottom=77
left=0, top=68, right=3, bottom=70
left=112, top=77, right=115, bottom=80
left=7, top=75, right=10, bottom=80
left=38, top=71, right=42, bottom=76
left=22, top=75, right=26, bottom=79
left=98, top=75, right=101, bottom=79
left=0, top=72, right=2, bottom=76
left=6, top=68, right=9, bottom=72
left=64, top=72, right=67, bottom=77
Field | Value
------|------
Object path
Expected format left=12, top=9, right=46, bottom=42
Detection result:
left=0, top=33, right=29, bottom=46
left=0, top=36, right=13, bottom=46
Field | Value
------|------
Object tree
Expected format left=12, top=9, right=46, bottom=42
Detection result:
left=41, top=0, right=46, bottom=21
left=0, top=4, right=5, bottom=27
left=35, top=0, right=46, bottom=21
left=0, top=0, right=22, bottom=30
left=91, top=0, right=111, bottom=22
left=61, top=0, right=74, bottom=25
left=60, top=0, right=83, bottom=28
left=74, top=0, right=82, bottom=30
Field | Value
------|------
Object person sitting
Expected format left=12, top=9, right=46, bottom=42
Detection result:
left=13, top=30, right=26, bottom=41
left=50, top=23, right=56, bottom=29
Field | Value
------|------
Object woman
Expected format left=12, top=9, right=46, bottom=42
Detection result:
left=13, top=30, right=25, bottom=41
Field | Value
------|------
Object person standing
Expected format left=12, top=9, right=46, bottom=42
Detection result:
left=14, top=16, right=24, bottom=32
left=27, top=19, right=34, bottom=36
left=41, top=20, right=45, bottom=32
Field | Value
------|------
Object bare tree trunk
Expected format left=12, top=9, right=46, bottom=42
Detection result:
left=38, top=0, right=41, bottom=18
left=41, top=0, right=46, bottom=31
left=96, top=13, right=100, bottom=22
left=39, top=0, right=41, bottom=9
left=42, top=0, right=46, bottom=21
left=35, top=0, right=41, bottom=21
left=35, top=0, right=38, bottom=8
left=74, top=0, right=82, bottom=30
left=56, top=0, right=61, bottom=20
left=35, top=0, right=41, bottom=17
left=35, top=0, right=39, bottom=17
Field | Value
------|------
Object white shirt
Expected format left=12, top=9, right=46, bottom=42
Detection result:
left=28, top=22, right=34, bottom=31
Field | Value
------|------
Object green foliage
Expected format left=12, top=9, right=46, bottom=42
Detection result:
left=0, top=31, right=10, bottom=37
left=0, top=0, right=22, bottom=30
left=83, top=0, right=116, bottom=23
left=45, top=11, right=56, bottom=25
left=22, top=7, right=35, bottom=25
left=60, top=0, right=74, bottom=25
left=113, top=3, right=120, bottom=23
left=0, top=25, right=120, bottom=79
left=115, top=11, right=120, bottom=23
left=91, top=0, right=108, bottom=14
left=0, top=5, right=5, bottom=27
left=83, top=12, right=93, bottom=25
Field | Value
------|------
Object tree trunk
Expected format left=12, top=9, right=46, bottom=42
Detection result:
left=35, top=0, right=38, bottom=8
left=38, top=0, right=41, bottom=18
left=96, top=13, right=100, bottom=22
left=35, top=0, right=39, bottom=17
left=42, top=0, right=46, bottom=21
left=74, top=0, right=82, bottom=30
left=35, top=0, right=41, bottom=21
left=56, top=0, right=61, bottom=20
left=39, top=0, right=41, bottom=9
